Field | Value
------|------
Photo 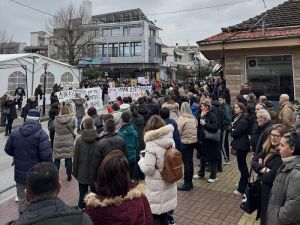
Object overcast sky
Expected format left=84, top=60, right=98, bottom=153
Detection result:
left=1, top=0, right=286, bottom=46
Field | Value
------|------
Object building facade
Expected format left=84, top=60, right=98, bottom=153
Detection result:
left=198, top=0, right=300, bottom=102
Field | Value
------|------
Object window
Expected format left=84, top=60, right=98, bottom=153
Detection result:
left=150, top=29, right=156, bottom=37
left=95, top=44, right=107, bottom=57
left=131, top=42, right=142, bottom=56
left=123, top=27, right=129, bottom=35
left=40, top=72, right=55, bottom=94
left=129, top=27, right=142, bottom=35
left=246, top=55, right=294, bottom=101
left=155, top=44, right=161, bottom=58
left=61, top=72, right=73, bottom=83
left=108, top=43, right=118, bottom=57
left=111, top=27, right=120, bottom=36
left=102, top=28, right=111, bottom=36
left=119, top=42, right=130, bottom=57
left=8, top=71, right=26, bottom=95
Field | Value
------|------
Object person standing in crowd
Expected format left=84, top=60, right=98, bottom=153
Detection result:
left=96, top=119, right=128, bottom=169
left=240, top=82, right=254, bottom=95
left=111, top=103, right=122, bottom=131
left=73, top=118, right=98, bottom=209
left=117, top=112, right=138, bottom=178
left=119, top=97, right=131, bottom=113
left=7, top=162, right=93, bottom=225
left=160, top=107, right=181, bottom=150
left=252, top=124, right=288, bottom=225
left=34, top=84, right=43, bottom=101
left=138, top=116, right=177, bottom=225
left=220, top=84, right=231, bottom=105
left=177, top=102, right=198, bottom=191
left=278, top=94, right=294, bottom=131
left=146, top=96, right=159, bottom=115
left=14, top=86, right=26, bottom=110
left=137, top=97, right=152, bottom=125
left=87, top=106, right=102, bottom=133
left=48, top=102, right=60, bottom=149
left=130, top=103, right=145, bottom=152
left=53, top=103, right=75, bottom=181
left=267, top=131, right=300, bottom=225
left=231, top=103, right=251, bottom=196
left=72, top=93, right=86, bottom=134
left=50, top=91, right=59, bottom=105
left=102, top=80, right=109, bottom=106
left=85, top=150, right=153, bottom=225
left=251, top=109, right=272, bottom=155
left=21, top=96, right=37, bottom=122
left=162, top=95, right=179, bottom=122
left=3, top=95, right=18, bottom=136
left=194, top=102, right=219, bottom=182
left=0, top=93, right=8, bottom=127
left=191, top=96, right=201, bottom=117
left=5, top=109, right=52, bottom=215
left=218, top=95, right=232, bottom=165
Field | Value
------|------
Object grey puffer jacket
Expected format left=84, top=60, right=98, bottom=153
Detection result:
left=7, top=197, right=93, bottom=225
left=53, top=114, right=75, bottom=159
left=267, top=156, right=300, bottom=225
left=72, top=98, right=86, bottom=117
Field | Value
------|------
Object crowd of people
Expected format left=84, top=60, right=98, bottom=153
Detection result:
left=2, top=77, right=300, bottom=225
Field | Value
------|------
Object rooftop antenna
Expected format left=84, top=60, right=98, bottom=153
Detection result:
left=262, top=0, right=266, bottom=9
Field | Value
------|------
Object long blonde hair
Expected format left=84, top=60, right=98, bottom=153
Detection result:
left=263, top=124, right=288, bottom=154
left=180, top=102, right=194, bottom=118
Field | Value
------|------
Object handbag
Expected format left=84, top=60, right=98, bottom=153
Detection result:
left=66, top=124, right=76, bottom=139
left=203, top=129, right=221, bottom=142
left=240, top=168, right=260, bottom=214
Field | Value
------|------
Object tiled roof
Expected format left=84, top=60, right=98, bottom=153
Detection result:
left=222, top=0, right=300, bottom=32
left=200, top=27, right=300, bottom=44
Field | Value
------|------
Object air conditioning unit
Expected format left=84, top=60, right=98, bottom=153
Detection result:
left=248, top=59, right=257, bottom=68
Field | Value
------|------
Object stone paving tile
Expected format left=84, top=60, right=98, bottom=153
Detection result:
left=1, top=153, right=260, bottom=225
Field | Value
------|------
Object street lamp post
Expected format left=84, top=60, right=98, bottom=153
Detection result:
left=42, top=63, right=48, bottom=116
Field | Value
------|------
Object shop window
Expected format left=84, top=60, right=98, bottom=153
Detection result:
left=246, top=55, right=294, bottom=101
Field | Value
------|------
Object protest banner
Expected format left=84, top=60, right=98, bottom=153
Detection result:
left=56, top=87, right=103, bottom=113
left=108, top=86, right=152, bottom=102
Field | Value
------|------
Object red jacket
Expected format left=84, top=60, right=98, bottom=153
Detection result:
left=85, top=184, right=153, bottom=225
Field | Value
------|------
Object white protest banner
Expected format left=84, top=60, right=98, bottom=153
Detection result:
left=60, top=82, right=79, bottom=90
left=108, top=86, right=152, bottom=102
left=56, top=87, right=103, bottom=112
left=137, top=77, right=149, bottom=85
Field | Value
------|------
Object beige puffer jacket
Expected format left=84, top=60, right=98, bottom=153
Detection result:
left=53, top=114, right=76, bottom=159
left=278, top=102, right=295, bottom=131
left=177, top=115, right=198, bottom=144
left=138, top=124, right=177, bottom=215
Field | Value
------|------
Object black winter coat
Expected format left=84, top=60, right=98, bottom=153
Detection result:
left=250, top=121, right=272, bottom=154
left=73, top=129, right=99, bottom=185
left=252, top=150, right=283, bottom=225
left=210, top=103, right=224, bottom=130
left=137, top=104, right=152, bottom=125
left=198, top=112, right=219, bottom=161
left=4, top=100, right=17, bottom=121
left=4, top=121, right=52, bottom=184
left=7, top=198, right=93, bottom=225
left=231, top=115, right=250, bottom=151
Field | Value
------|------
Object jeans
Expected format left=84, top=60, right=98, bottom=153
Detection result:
left=199, top=159, right=217, bottom=179
left=181, top=143, right=195, bottom=187
left=77, top=117, right=83, bottom=130
left=221, top=130, right=230, bottom=162
left=153, top=213, right=168, bottom=225
left=54, top=158, right=72, bottom=176
left=78, top=183, right=96, bottom=209
left=236, top=150, right=249, bottom=193
left=16, top=182, right=26, bottom=215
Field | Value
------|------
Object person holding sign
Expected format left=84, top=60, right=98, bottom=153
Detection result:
left=72, top=93, right=86, bottom=134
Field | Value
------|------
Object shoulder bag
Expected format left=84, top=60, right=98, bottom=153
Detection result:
left=66, top=124, right=76, bottom=139
left=203, top=128, right=221, bottom=142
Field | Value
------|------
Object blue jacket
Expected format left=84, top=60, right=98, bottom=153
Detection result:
left=5, top=120, right=52, bottom=184
left=164, top=118, right=181, bottom=150
left=118, top=124, right=138, bottom=164
left=191, top=103, right=199, bottom=117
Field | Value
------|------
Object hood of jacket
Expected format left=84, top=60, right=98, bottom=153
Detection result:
left=144, top=124, right=174, bottom=143
left=55, top=114, right=73, bottom=124
left=81, top=129, right=98, bottom=143
left=112, top=111, right=122, bottom=124
left=19, top=120, right=42, bottom=137
left=281, top=101, right=294, bottom=111
left=85, top=183, right=145, bottom=208
left=119, top=124, right=136, bottom=136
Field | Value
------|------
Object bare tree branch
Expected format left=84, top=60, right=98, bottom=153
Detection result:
left=0, top=30, right=15, bottom=54
left=47, top=3, right=97, bottom=65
